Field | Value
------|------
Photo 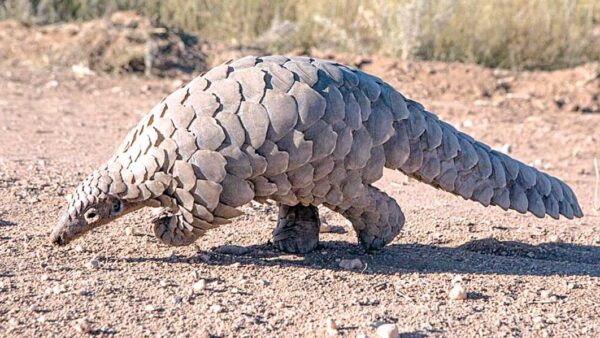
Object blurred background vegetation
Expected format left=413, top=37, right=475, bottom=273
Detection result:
left=1, top=0, right=599, bottom=70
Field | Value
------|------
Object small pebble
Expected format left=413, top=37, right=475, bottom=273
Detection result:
left=193, top=280, right=206, bottom=291
left=540, top=289, right=552, bottom=298
left=74, top=319, right=92, bottom=333
left=78, top=288, right=91, bottom=296
left=85, top=258, right=99, bottom=270
left=448, top=284, right=468, bottom=301
left=214, top=245, right=250, bottom=255
left=209, top=304, right=223, bottom=313
left=339, top=258, right=363, bottom=270
left=145, top=305, right=155, bottom=312
left=52, top=284, right=66, bottom=294
left=171, top=295, right=182, bottom=305
left=171, top=79, right=184, bottom=89
left=191, top=270, right=200, bottom=280
left=548, top=234, right=560, bottom=243
left=326, top=318, right=338, bottom=336
left=500, top=143, right=512, bottom=154
left=45, top=80, right=59, bottom=88
left=74, top=245, right=84, bottom=253
left=124, top=227, right=133, bottom=236
left=320, top=224, right=332, bottom=233
left=376, top=323, right=399, bottom=338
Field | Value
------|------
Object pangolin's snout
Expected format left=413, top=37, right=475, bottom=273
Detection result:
left=50, top=232, right=65, bottom=246
left=50, top=212, right=74, bottom=246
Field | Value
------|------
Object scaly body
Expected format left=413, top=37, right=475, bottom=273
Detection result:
left=50, top=55, right=583, bottom=253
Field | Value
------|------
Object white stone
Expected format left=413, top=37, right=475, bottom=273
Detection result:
left=193, top=280, right=206, bottom=291
left=448, top=284, right=467, bottom=301
left=74, top=319, right=92, bottom=333
left=376, top=324, right=399, bottom=338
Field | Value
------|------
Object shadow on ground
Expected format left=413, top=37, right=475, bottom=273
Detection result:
left=0, top=219, right=16, bottom=227
left=120, top=238, right=600, bottom=277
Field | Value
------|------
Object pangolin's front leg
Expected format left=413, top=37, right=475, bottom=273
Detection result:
left=271, top=204, right=320, bottom=254
left=151, top=207, right=206, bottom=246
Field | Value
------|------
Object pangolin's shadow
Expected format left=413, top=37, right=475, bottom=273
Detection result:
left=124, top=237, right=600, bottom=277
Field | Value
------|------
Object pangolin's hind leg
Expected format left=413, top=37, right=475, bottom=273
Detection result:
left=330, top=185, right=405, bottom=251
left=271, top=204, right=320, bottom=254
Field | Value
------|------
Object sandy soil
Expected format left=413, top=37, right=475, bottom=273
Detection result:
left=1, top=51, right=599, bottom=337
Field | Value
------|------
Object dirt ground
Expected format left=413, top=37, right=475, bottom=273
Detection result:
left=1, top=45, right=600, bottom=337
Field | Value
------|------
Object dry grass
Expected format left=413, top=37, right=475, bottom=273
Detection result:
left=594, top=158, right=599, bottom=212
left=1, top=0, right=599, bottom=69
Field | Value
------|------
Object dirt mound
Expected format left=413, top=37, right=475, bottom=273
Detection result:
left=0, top=11, right=208, bottom=76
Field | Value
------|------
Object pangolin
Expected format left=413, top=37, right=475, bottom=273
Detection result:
left=50, top=55, right=583, bottom=253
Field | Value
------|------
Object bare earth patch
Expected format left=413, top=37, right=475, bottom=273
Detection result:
left=0, top=53, right=599, bottom=337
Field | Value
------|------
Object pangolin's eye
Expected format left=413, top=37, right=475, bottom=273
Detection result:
left=111, top=200, right=122, bottom=214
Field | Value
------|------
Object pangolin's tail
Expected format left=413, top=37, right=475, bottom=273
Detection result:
left=382, top=99, right=583, bottom=219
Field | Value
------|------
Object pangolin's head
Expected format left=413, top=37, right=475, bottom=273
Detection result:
left=50, top=170, right=142, bottom=246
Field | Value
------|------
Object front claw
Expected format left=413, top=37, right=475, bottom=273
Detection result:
left=151, top=208, right=201, bottom=246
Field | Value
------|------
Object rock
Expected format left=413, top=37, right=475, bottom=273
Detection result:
left=74, top=319, right=92, bottom=333
left=45, top=80, right=59, bottom=88
left=448, top=284, right=467, bottom=301
left=124, top=227, right=134, bottom=236
left=214, top=245, right=251, bottom=255
left=320, top=224, right=333, bottom=233
left=339, top=258, right=363, bottom=270
left=376, top=323, right=399, bottom=338
left=51, top=284, right=66, bottom=294
left=326, top=318, right=338, bottom=336
left=499, top=143, right=512, bottom=154
left=78, top=288, right=92, bottom=296
left=209, top=304, right=223, bottom=313
left=71, top=64, right=95, bottom=77
left=171, top=295, right=182, bottom=305
left=548, top=234, right=561, bottom=243
left=144, top=305, right=155, bottom=312
left=85, top=258, right=99, bottom=270
left=193, top=280, right=206, bottom=292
